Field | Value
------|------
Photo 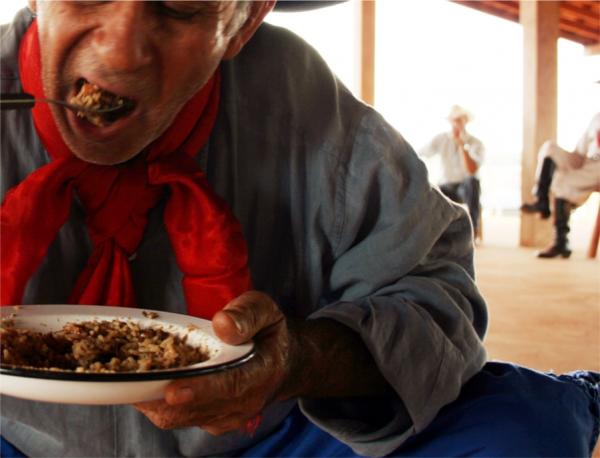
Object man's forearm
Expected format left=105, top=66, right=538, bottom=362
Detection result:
left=460, top=147, right=478, bottom=175
left=277, top=318, right=393, bottom=400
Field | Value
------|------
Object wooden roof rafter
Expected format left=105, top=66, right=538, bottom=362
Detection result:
left=452, top=0, right=600, bottom=47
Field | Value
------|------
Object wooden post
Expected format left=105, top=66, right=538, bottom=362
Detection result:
left=587, top=202, right=600, bottom=258
left=520, top=0, right=560, bottom=247
left=360, top=0, right=376, bottom=106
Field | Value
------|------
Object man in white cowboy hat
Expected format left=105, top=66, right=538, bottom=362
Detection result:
left=419, top=105, right=485, bottom=237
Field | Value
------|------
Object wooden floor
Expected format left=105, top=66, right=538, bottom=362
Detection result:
left=475, top=243, right=600, bottom=456
left=475, top=244, right=599, bottom=373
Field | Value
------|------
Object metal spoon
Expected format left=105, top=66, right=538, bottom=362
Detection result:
left=0, top=92, right=126, bottom=114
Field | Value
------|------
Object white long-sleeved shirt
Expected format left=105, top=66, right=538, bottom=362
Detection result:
left=575, top=112, right=600, bottom=160
left=419, top=131, right=485, bottom=183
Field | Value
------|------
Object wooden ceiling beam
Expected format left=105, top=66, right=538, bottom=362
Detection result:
left=452, top=0, right=600, bottom=46
left=560, top=19, right=600, bottom=38
left=560, top=23, right=599, bottom=44
left=559, top=1, right=599, bottom=18
left=585, top=42, right=600, bottom=55
left=560, top=9, right=599, bottom=31
left=454, top=0, right=518, bottom=20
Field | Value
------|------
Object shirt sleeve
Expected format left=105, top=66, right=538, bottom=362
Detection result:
left=417, top=134, right=441, bottom=158
left=466, top=135, right=485, bottom=166
left=298, top=109, right=488, bottom=457
left=574, top=113, right=600, bottom=157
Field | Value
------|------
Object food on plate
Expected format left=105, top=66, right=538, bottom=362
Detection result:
left=0, top=318, right=209, bottom=373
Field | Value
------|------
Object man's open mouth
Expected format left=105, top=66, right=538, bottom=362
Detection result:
left=68, top=78, right=136, bottom=127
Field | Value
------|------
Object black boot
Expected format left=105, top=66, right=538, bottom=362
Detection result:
left=538, top=198, right=572, bottom=259
left=521, top=157, right=555, bottom=219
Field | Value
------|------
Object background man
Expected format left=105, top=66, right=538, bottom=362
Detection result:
left=521, top=112, right=600, bottom=258
left=419, top=105, right=485, bottom=238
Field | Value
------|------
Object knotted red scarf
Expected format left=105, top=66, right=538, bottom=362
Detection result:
left=0, top=21, right=252, bottom=318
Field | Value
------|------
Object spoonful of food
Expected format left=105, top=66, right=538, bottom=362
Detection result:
left=0, top=92, right=128, bottom=114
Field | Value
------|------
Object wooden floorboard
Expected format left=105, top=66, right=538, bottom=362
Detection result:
left=475, top=244, right=599, bottom=373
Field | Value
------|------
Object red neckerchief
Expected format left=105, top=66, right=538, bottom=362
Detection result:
left=1, top=21, right=252, bottom=318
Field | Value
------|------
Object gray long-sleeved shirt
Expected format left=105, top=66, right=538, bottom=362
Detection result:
left=1, top=8, right=487, bottom=457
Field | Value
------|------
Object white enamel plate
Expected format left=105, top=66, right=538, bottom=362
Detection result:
left=0, top=305, right=255, bottom=405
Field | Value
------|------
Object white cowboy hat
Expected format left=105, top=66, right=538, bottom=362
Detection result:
left=447, top=105, right=473, bottom=122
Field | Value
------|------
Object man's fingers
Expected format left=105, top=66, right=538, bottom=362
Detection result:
left=212, top=291, right=282, bottom=344
left=164, top=371, right=264, bottom=412
left=198, top=411, right=262, bottom=435
left=212, top=307, right=249, bottom=344
left=164, top=376, right=208, bottom=405
left=136, top=291, right=288, bottom=432
left=199, top=416, right=245, bottom=436
left=134, top=398, right=167, bottom=411
left=165, top=384, right=195, bottom=404
left=164, top=371, right=235, bottom=406
left=135, top=398, right=251, bottom=432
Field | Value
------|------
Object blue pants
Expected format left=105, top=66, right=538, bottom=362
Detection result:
left=239, top=362, right=599, bottom=457
left=2, top=362, right=599, bottom=457
left=440, top=177, right=481, bottom=234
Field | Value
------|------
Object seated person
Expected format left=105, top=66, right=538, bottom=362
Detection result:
left=1, top=2, right=598, bottom=457
left=419, top=105, right=485, bottom=237
left=521, top=112, right=600, bottom=258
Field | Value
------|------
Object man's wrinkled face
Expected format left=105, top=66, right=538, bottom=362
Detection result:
left=30, top=1, right=245, bottom=165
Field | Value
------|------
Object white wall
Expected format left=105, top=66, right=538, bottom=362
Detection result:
left=0, top=0, right=26, bottom=25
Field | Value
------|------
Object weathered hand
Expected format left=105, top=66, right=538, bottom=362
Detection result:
left=134, top=291, right=290, bottom=435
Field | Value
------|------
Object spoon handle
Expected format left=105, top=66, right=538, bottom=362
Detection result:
left=0, top=93, right=36, bottom=110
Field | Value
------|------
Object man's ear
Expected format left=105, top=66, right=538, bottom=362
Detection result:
left=223, top=1, right=276, bottom=60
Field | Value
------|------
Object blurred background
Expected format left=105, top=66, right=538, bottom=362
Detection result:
left=266, top=0, right=600, bottom=249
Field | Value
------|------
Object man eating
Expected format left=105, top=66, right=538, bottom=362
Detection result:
left=1, top=1, right=598, bottom=457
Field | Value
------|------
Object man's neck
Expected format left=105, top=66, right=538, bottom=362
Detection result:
left=452, top=128, right=466, bottom=139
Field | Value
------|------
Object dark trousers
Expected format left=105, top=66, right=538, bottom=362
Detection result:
left=238, top=363, right=599, bottom=457
left=440, top=177, right=481, bottom=234
left=2, top=363, right=599, bottom=457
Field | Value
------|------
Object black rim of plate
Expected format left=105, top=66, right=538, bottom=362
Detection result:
left=0, top=348, right=255, bottom=382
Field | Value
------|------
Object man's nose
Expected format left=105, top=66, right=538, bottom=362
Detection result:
left=91, top=2, right=153, bottom=73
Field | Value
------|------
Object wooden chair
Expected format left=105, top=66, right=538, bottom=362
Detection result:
left=587, top=200, right=600, bottom=259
